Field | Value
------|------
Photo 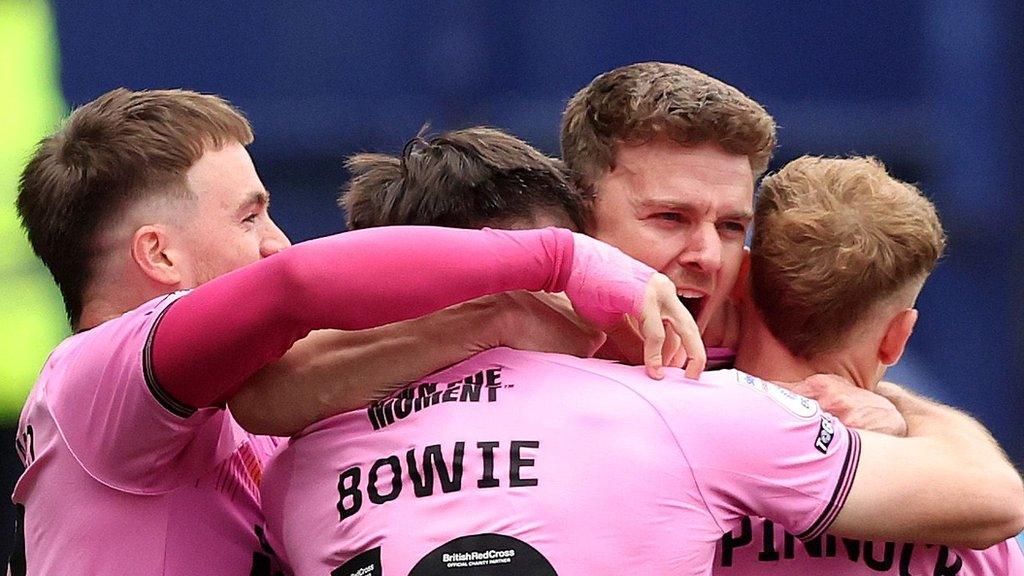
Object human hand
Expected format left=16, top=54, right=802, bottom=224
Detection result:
left=782, top=374, right=908, bottom=436
left=564, top=234, right=705, bottom=380
left=633, top=273, right=706, bottom=380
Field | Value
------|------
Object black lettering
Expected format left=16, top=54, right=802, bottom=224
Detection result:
left=398, top=387, right=415, bottom=400
left=394, top=398, right=413, bottom=420
left=898, top=542, right=915, bottom=576
left=510, top=440, right=539, bottom=487
left=460, top=381, right=483, bottom=399
left=801, top=532, right=838, bottom=558
left=825, top=534, right=838, bottom=557
left=407, top=443, right=465, bottom=497
left=442, top=383, right=460, bottom=402
left=416, top=383, right=438, bottom=411
left=367, top=405, right=382, bottom=430
left=477, top=441, right=500, bottom=488
left=337, top=467, right=362, bottom=522
left=841, top=538, right=862, bottom=562
left=486, top=368, right=501, bottom=401
left=863, top=541, right=895, bottom=572
left=367, top=401, right=395, bottom=431
left=719, top=517, right=753, bottom=567
left=367, top=456, right=402, bottom=505
left=250, top=524, right=285, bottom=576
left=427, top=391, right=443, bottom=408
left=802, top=534, right=824, bottom=558
left=25, top=426, right=33, bottom=462
left=933, top=545, right=963, bottom=576
left=758, top=519, right=780, bottom=561
left=782, top=530, right=796, bottom=559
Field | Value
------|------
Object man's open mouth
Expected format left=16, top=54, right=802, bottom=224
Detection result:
left=677, top=291, right=706, bottom=321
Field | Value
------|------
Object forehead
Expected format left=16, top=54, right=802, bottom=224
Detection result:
left=185, top=141, right=265, bottom=209
left=607, top=140, right=754, bottom=211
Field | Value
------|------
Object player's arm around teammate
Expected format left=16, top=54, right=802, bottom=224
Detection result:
left=831, top=381, right=1024, bottom=548
left=229, top=290, right=606, bottom=435
left=151, top=227, right=704, bottom=414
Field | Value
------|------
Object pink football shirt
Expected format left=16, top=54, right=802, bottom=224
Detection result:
left=12, top=294, right=282, bottom=576
left=714, top=514, right=1024, bottom=575
left=261, top=349, right=861, bottom=576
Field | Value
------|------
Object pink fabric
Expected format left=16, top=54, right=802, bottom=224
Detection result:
left=152, top=226, right=654, bottom=408
left=715, top=517, right=1024, bottom=575
left=13, top=294, right=283, bottom=575
left=706, top=346, right=736, bottom=369
left=260, top=350, right=859, bottom=576
left=11, top=226, right=655, bottom=575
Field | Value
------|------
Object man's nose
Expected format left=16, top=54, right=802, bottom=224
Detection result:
left=260, top=219, right=292, bottom=257
left=678, top=223, right=722, bottom=273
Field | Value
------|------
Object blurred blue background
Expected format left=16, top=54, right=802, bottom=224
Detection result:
left=2, top=0, right=1022, bottom=558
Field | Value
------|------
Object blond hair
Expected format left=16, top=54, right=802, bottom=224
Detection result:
left=560, top=61, right=776, bottom=191
left=751, top=156, right=946, bottom=358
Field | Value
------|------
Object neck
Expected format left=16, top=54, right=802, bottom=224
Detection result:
left=78, top=269, right=179, bottom=331
left=734, top=299, right=875, bottom=390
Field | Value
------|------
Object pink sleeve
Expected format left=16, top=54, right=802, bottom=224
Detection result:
left=151, top=226, right=654, bottom=413
left=653, top=371, right=860, bottom=540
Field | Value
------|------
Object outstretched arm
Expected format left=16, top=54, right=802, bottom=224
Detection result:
left=831, top=382, right=1024, bottom=548
left=150, top=227, right=704, bottom=414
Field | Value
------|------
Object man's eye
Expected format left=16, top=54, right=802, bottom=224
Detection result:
left=243, top=213, right=259, bottom=224
left=654, top=213, right=682, bottom=222
left=721, top=221, right=747, bottom=233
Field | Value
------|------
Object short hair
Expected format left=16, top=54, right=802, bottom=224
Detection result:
left=17, top=88, right=253, bottom=328
left=561, top=61, right=777, bottom=192
left=342, top=126, right=585, bottom=231
left=751, top=156, right=947, bottom=358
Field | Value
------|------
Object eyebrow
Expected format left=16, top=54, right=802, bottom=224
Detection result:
left=240, top=190, right=270, bottom=211
left=635, top=197, right=753, bottom=220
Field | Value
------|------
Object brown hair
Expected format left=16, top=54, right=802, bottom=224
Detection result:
left=17, top=88, right=253, bottom=328
left=751, top=156, right=947, bottom=358
left=342, top=126, right=585, bottom=231
left=561, top=62, right=777, bottom=192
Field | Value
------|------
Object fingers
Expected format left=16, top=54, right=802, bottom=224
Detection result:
left=662, top=321, right=683, bottom=368
left=638, top=274, right=707, bottom=380
left=641, top=306, right=666, bottom=380
left=658, top=281, right=705, bottom=379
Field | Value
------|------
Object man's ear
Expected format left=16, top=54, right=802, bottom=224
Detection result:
left=731, top=247, right=752, bottom=302
left=131, top=224, right=183, bottom=287
left=879, top=308, right=918, bottom=366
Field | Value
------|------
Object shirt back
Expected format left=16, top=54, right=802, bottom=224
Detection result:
left=714, top=515, right=1024, bottom=576
left=262, top=348, right=860, bottom=576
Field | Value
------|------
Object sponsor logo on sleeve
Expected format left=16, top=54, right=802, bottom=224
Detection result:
left=815, top=415, right=835, bottom=454
left=734, top=372, right=819, bottom=419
